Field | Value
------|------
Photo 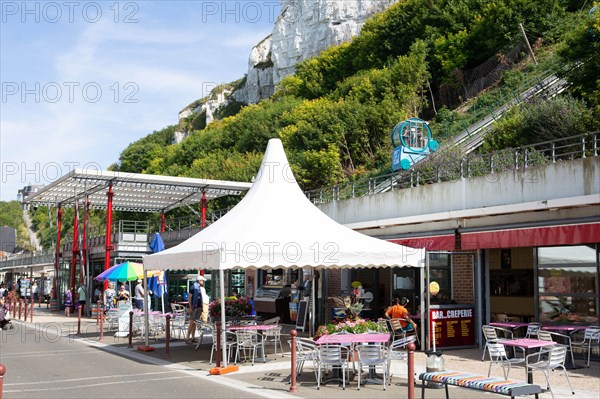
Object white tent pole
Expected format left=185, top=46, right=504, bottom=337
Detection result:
left=220, top=269, right=227, bottom=367
left=310, top=269, right=315, bottom=337
left=144, top=272, right=149, bottom=347
left=420, top=262, right=426, bottom=351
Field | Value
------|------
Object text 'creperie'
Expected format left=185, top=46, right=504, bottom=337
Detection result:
left=431, top=309, right=473, bottom=319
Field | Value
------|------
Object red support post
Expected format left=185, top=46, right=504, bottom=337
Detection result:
left=0, top=363, right=6, bottom=399
left=160, top=211, right=166, bottom=233
left=23, top=300, right=27, bottom=322
left=70, top=200, right=79, bottom=315
left=53, top=207, right=63, bottom=302
left=18, top=300, right=22, bottom=320
left=30, top=295, right=33, bottom=322
left=407, top=342, right=416, bottom=399
left=128, top=311, right=133, bottom=348
left=104, top=185, right=114, bottom=290
left=201, top=192, right=207, bottom=228
left=289, top=329, right=298, bottom=392
left=165, top=314, right=171, bottom=359
left=83, top=195, right=89, bottom=275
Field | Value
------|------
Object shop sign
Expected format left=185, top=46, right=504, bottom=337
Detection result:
left=429, top=306, right=475, bottom=348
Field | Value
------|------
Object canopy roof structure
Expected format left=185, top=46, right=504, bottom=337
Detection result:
left=144, top=139, right=425, bottom=271
left=24, top=169, right=252, bottom=212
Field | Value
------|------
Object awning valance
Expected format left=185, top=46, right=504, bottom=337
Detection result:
left=461, top=222, right=600, bottom=250
left=390, top=234, right=456, bottom=251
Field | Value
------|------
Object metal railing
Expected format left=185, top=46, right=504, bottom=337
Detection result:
left=304, top=132, right=599, bottom=204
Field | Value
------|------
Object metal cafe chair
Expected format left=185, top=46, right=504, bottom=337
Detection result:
left=316, top=344, right=350, bottom=390
left=386, top=335, right=416, bottom=385
left=482, top=325, right=515, bottom=361
left=263, top=324, right=284, bottom=357
left=356, top=343, right=388, bottom=390
left=525, top=322, right=541, bottom=338
left=234, top=330, right=265, bottom=366
left=538, top=330, right=575, bottom=367
left=487, top=343, right=525, bottom=379
left=571, top=326, right=600, bottom=367
left=525, top=346, right=574, bottom=399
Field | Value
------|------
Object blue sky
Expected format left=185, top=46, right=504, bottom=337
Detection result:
left=0, top=1, right=280, bottom=201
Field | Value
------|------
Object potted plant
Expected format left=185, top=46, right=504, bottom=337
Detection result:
left=208, top=296, right=252, bottom=319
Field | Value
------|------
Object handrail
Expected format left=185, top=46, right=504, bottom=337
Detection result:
left=304, top=132, right=599, bottom=204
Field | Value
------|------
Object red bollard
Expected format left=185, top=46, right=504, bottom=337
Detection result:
left=215, top=322, right=221, bottom=368
left=24, top=300, right=28, bottom=322
left=30, top=296, right=33, bottom=322
left=18, top=300, right=22, bottom=320
left=289, top=329, right=298, bottom=392
left=0, top=363, right=6, bottom=399
left=164, top=315, right=171, bottom=359
left=128, top=311, right=134, bottom=348
left=407, top=342, right=416, bottom=399
left=77, top=306, right=82, bottom=334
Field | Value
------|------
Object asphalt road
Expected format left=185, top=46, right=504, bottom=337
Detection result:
left=0, top=322, right=267, bottom=399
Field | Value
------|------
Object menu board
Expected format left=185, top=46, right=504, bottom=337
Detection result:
left=429, top=306, right=475, bottom=348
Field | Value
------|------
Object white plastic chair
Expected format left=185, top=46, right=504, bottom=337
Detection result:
left=317, top=345, right=350, bottom=390
left=571, top=326, right=600, bottom=367
left=487, top=343, right=525, bottom=378
left=525, top=346, right=574, bottom=399
left=356, top=343, right=387, bottom=390
left=194, top=321, right=215, bottom=350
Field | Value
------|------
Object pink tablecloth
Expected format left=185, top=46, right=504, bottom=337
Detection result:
left=541, top=325, right=588, bottom=333
left=315, top=333, right=389, bottom=345
left=228, top=325, right=277, bottom=331
left=500, top=338, right=556, bottom=349
left=490, top=322, right=529, bottom=329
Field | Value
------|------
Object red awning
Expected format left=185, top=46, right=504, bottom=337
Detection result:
left=390, top=234, right=456, bottom=251
left=461, top=222, right=600, bottom=250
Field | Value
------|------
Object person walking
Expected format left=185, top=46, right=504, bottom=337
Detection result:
left=198, top=275, right=209, bottom=322
left=185, top=275, right=204, bottom=344
left=77, top=284, right=87, bottom=314
left=64, top=287, right=73, bottom=317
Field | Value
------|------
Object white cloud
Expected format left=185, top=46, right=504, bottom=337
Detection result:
left=0, top=3, right=276, bottom=201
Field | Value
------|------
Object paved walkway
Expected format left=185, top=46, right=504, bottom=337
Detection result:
left=4, top=307, right=599, bottom=398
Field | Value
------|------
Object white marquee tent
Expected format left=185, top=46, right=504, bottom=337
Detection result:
left=143, top=138, right=424, bottom=365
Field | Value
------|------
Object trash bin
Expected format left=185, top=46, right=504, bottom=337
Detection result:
left=425, top=350, right=445, bottom=388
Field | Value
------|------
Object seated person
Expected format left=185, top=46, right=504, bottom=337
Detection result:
left=116, top=284, right=130, bottom=302
left=0, top=297, right=10, bottom=329
left=385, top=297, right=417, bottom=332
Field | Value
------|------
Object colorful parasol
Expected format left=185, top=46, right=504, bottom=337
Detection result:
left=94, top=261, right=145, bottom=282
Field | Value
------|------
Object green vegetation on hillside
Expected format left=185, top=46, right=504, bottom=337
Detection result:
left=0, top=201, right=32, bottom=252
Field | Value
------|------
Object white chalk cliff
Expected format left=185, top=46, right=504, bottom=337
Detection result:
left=234, top=0, right=397, bottom=104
